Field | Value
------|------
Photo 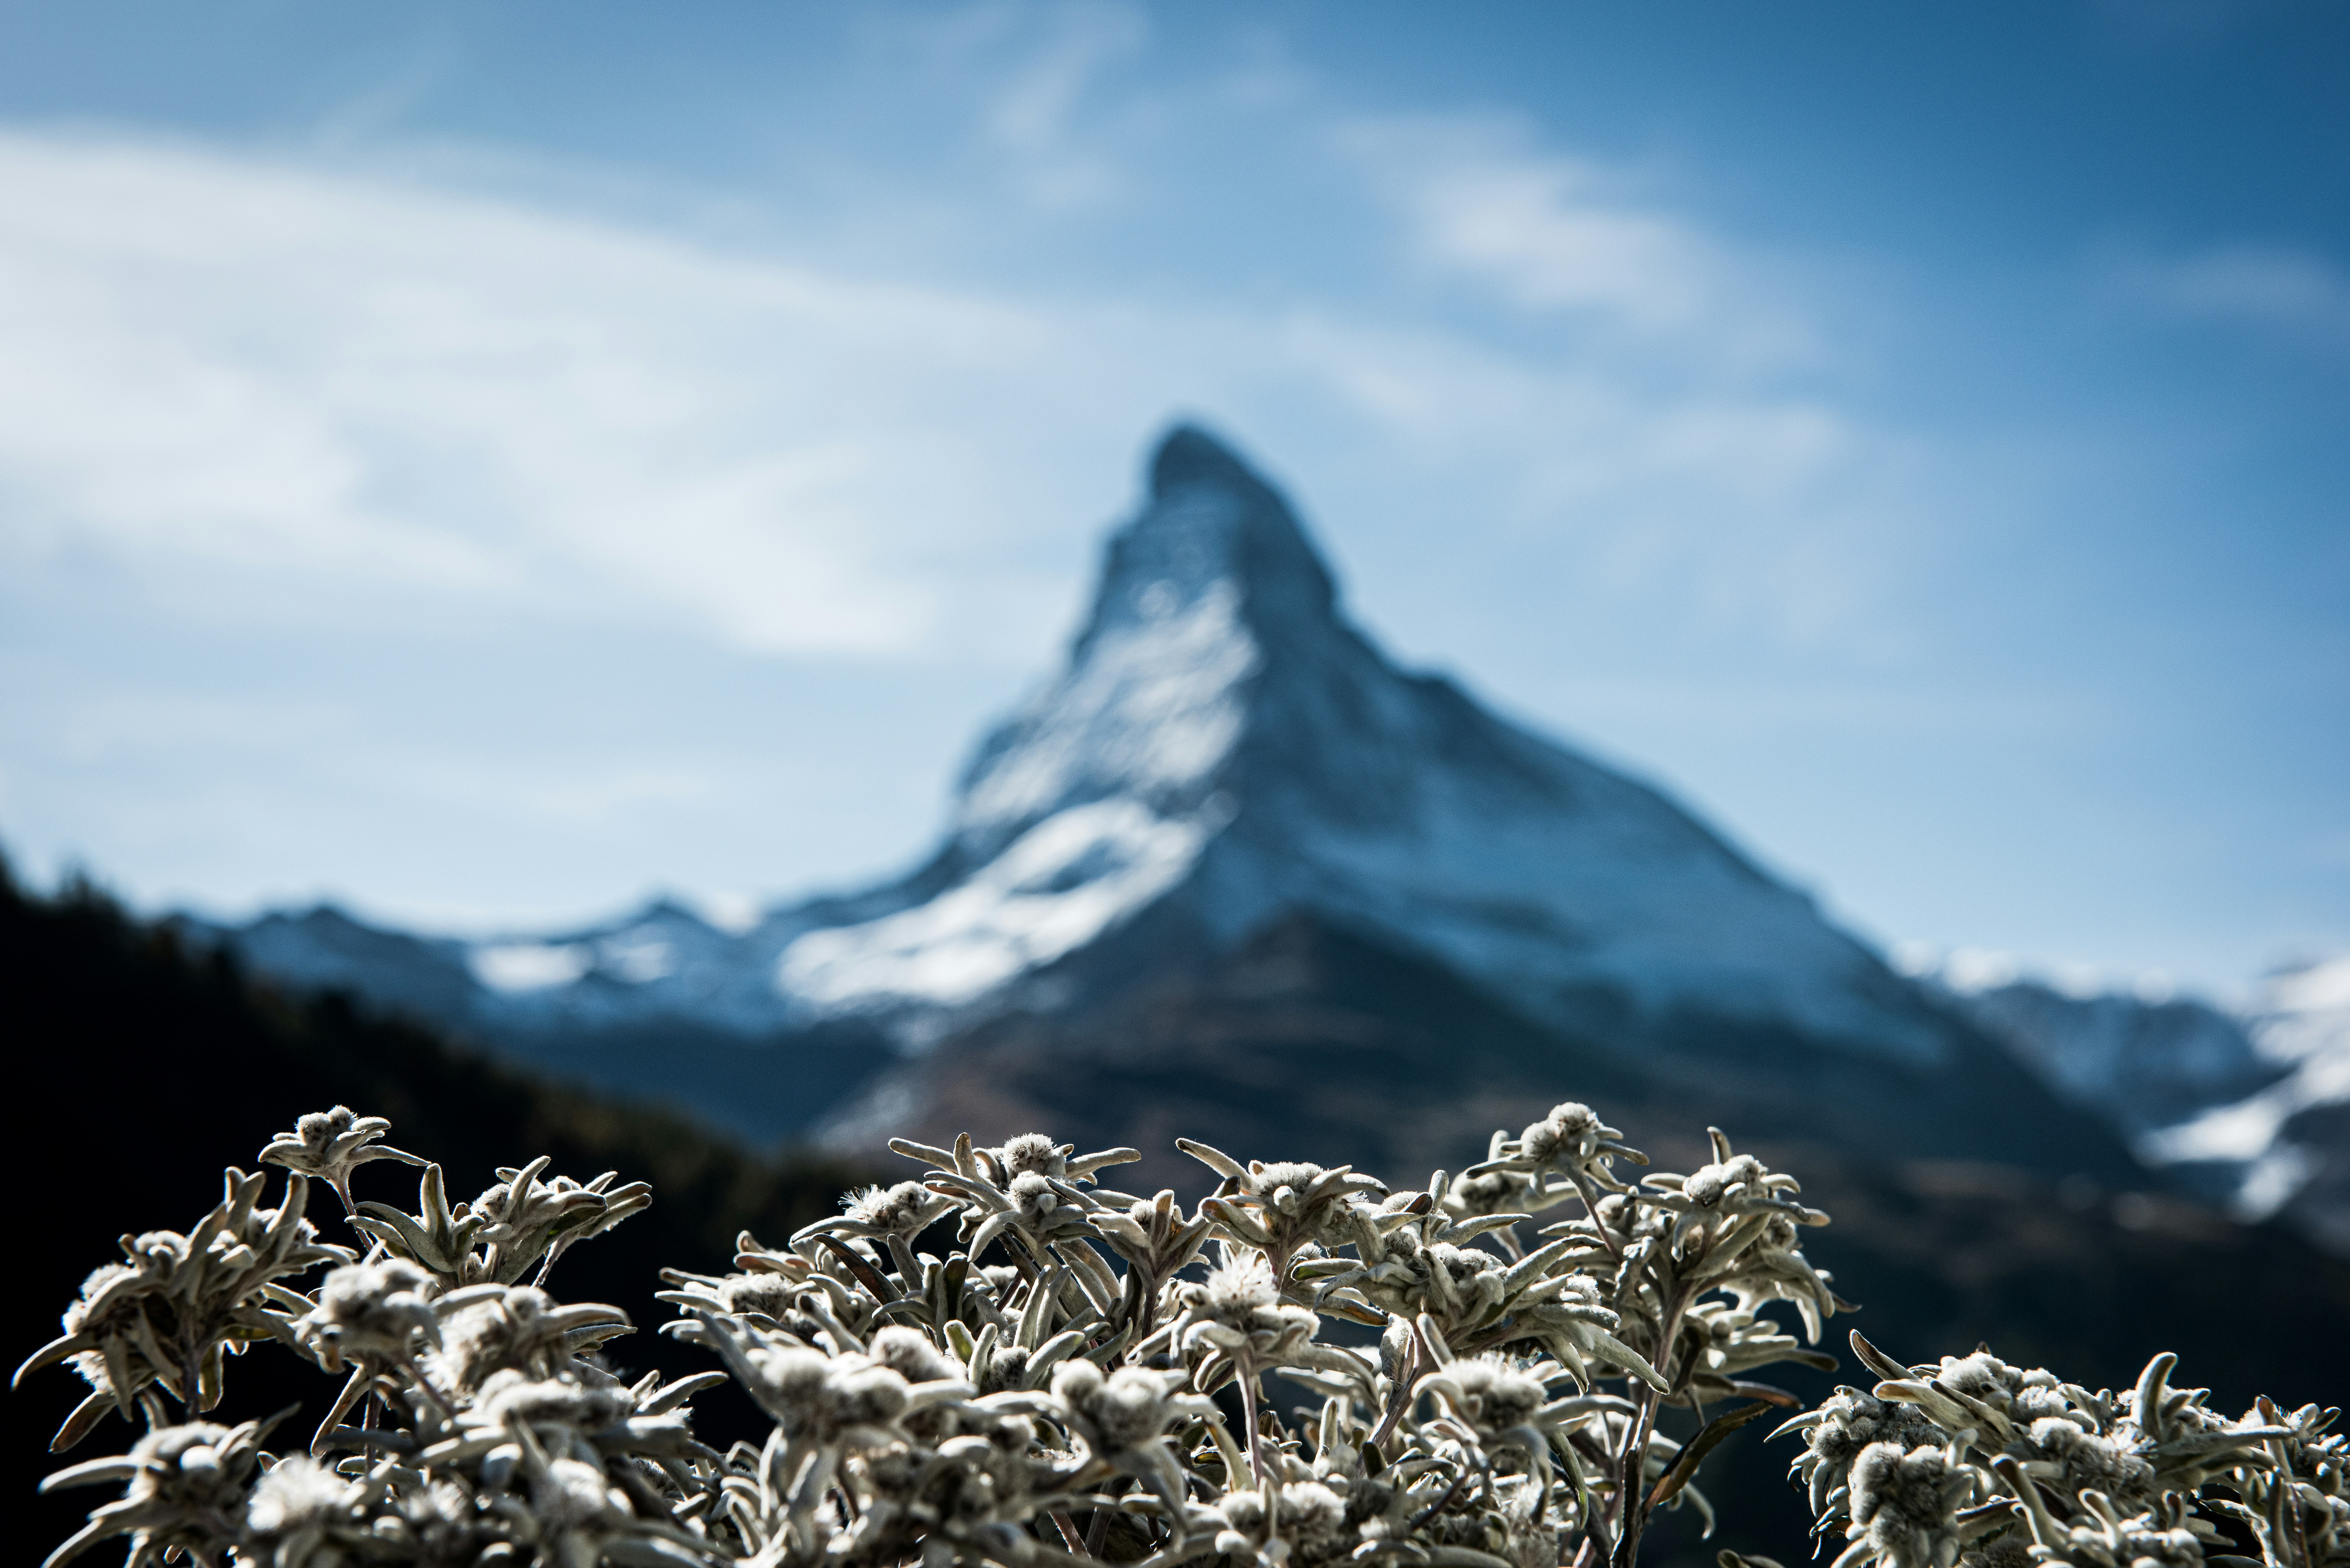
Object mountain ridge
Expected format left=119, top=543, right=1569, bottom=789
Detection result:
left=1937, top=954, right=2350, bottom=1252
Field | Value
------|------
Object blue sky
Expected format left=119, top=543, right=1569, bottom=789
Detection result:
left=1, top=0, right=2343, bottom=1001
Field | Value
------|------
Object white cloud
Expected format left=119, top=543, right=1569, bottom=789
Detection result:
left=864, top=0, right=1152, bottom=212
left=982, top=0, right=1149, bottom=206
left=1380, top=141, right=1712, bottom=327
left=0, top=125, right=1925, bottom=670
left=0, top=132, right=1076, bottom=655
left=1340, top=118, right=1825, bottom=371
left=2122, top=244, right=2350, bottom=352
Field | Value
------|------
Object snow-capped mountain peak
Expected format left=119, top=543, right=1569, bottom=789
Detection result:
left=949, top=425, right=1352, bottom=850
left=765, top=425, right=1944, bottom=1060
left=780, top=426, right=1315, bottom=1015
left=1085, top=423, right=1339, bottom=653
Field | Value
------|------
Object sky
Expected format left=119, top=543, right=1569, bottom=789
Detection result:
left=0, top=0, right=2344, bottom=1004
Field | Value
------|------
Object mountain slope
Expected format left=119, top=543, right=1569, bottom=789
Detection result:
left=819, top=910, right=2136, bottom=1195
left=1938, top=957, right=2350, bottom=1252
left=2150, top=957, right=2350, bottom=1249
left=1934, top=975, right=2285, bottom=1144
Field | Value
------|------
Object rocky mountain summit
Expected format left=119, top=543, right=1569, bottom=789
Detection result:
left=794, top=426, right=1950, bottom=1057
left=193, top=425, right=2153, bottom=1190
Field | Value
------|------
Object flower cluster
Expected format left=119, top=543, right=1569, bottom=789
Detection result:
left=16, top=1167, right=352, bottom=1449
left=1772, top=1333, right=2347, bottom=1568
left=36, top=1103, right=2326, bottom=1568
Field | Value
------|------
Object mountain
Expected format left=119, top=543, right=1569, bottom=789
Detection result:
left=787, top=427, right=1945, bottom=1058
left=193, top=900, right=897, bottom=1145
left=1932, top=974, right=2285, bottom=1147
left=187, top=424, right=2142, bottom=1185
left=1940, top=957, right=2350, bottom=1252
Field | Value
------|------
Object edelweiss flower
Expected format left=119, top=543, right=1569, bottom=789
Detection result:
left=1181, top=1142, right=1387, bottom=1266
left=703, top=1317, right=970, bottom=1444
left=1415, top=1353, right=1629, bottom=1486
left=1178, top=1255, right=1319, bottom=1365
left=1311, top=1189, right=1662, bottom=1390
left=829, top=1180, right=960, bottom=1240
left=37, top=1415, right=283, bottom=1568
left=1840, top=1440, right=1974, bottom=1568
left=293, top=1258, right=441, bottom=1372
left=1457, top=1102, right=1649, bottom=1221
left=869, top=1325, right=961, bottom=1384
left=1640, top=1135, right=1826, bottom=1255
left=257, top=1106, right=427, bottom=1213
left=1215, top=1480, right=1350, bottom=1564
left=242, top=1454, right=362, bottom=1567
left=1031, top=1356, right=1218, bottom=1523
left=1780, top=1385, right=1947, bottom=1515
left=426, top=1285, right=631, bottom=1397
left=1088, top=1190, right=1218, bottom=1333
left=896, top=1131, right=1141, bottom=1271
left=467, top=1159, right=652, bottom=1287
left=15, top=1170, right=350, bottom=1444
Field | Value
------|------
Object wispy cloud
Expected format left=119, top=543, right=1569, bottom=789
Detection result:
left=2120, top=243, right=2350, bottom=353
left=980, top=0, right=1149, bottom=207
left=0, top=132, right=1063, bottom=655
left=862, top=0, right=1154, bottom=213
left=0, top=122, right=1924, bottom=665
left=1339, top=117, right=1826, bottom=373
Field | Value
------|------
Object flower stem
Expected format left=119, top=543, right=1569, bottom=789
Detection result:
left=1612, top=1284, right=1692, bottom=1568
left=1237, top=1353, right=1267, bottom=1490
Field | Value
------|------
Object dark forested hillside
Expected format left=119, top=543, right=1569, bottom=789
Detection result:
left=2, top=863, right=876, bottom=1541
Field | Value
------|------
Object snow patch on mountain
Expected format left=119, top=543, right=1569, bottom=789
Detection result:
left=1916, top=955, right=2278, bottom=1137
left=472, top=941, right=596, bottom=992
left=955, top=576, right=1257, bottom=838
left=778, top=798, right=1221, bottom=1009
